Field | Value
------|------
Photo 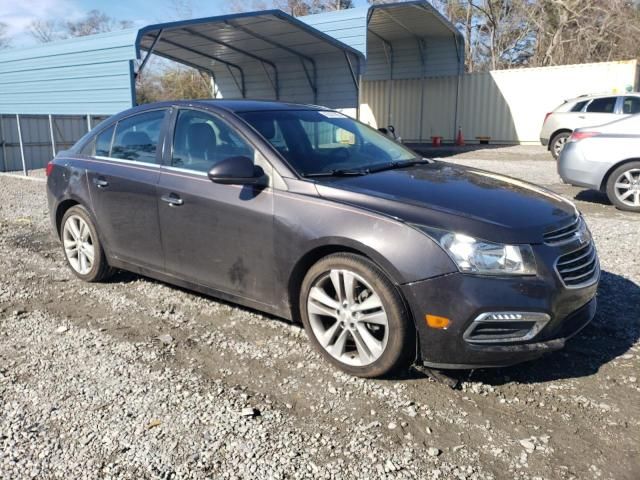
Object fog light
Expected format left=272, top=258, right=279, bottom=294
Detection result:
left=463, top=311, right=550, bottom=344
left=426, top=315, right=450, bottom=329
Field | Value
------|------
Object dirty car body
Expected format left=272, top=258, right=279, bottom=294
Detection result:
left=47, top=100, right=599, bottom=373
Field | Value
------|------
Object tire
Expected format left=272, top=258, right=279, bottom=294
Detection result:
left=299, top=253, right=415, bottom=378
left=605, top=161, right=640, bottom=212
left=550, top=132, right=571, bottom=159
left=60, top=205, right=114, bottom=282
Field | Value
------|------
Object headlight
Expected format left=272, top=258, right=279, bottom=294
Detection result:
left=414, top=226, right=537, bottom=276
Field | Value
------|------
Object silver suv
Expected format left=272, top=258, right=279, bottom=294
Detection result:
left=540, top=93, right=640, bottom=159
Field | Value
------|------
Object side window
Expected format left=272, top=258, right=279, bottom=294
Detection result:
left=586, top=97, right=616, bottom=113
left=570, top=100, right=587, bottom=112
left=622, top=97, right=640, bottom=115
left=111, top=110, right=166, bottom=163
left=172, top=109, right=254, bottom=173
left=95, top=125, right=115, bottom=157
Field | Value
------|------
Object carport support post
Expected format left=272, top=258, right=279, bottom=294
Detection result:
left=0, top=115, right=6, bottom=172
left=16, top=114, right=27, bottom=177
left=48, top=114, right=56, bottom=157
left=86, top=114, right=92, bottom=132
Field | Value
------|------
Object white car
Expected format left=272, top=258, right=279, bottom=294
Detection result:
left=558, top=114, right=640, bottom=212
left=540, top=93, right=640, bottom=159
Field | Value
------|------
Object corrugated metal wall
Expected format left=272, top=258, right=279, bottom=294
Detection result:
left=361, top=60, right=639, bottom=144
left=0, top=29, right=138, bottom=115
left=0, top=114, right=108, bottom=172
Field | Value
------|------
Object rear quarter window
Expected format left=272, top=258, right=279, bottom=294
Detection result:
left=95, top=125, right=115, bottom=157
left=570, top=101, right=588, bottom=112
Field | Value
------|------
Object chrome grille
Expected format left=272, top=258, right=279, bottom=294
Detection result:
left=544, top=217, right=581, bottom=245
left=555, top=242, right=599, bottom=288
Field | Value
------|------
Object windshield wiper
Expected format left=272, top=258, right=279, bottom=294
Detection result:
left=366, top=158, right=432, bottom=174
left=303, top=169, right=368, bottom=178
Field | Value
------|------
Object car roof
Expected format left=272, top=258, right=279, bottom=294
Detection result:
left=565, top=91, right=640, bottom=103
left=124, top=99, right=331, bottom=115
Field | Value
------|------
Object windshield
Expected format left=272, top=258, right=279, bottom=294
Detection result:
left=238, top=109, right=418, bottom=176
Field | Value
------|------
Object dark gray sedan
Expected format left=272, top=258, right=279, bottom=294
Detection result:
left=47, top=100, right=599, bottom=378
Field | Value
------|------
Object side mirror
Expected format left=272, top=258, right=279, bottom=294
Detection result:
left=378, top=127, right=389, bottom=135
left=208, top=156, right=265, bottom=185
left=387, top=125, right=397, bottom=139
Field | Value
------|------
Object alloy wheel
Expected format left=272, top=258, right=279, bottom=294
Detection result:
left=63, top=215, right=95, bottom=275
left=306, top=269, right=389, bottom=367
left=613, top=168, right=640, bottom=207
left=553, top=136, right=567, bottom=157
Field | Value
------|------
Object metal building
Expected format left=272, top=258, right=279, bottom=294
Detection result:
left=0, top=1, right=463, bottom=172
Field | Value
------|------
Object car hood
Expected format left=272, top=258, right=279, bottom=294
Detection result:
left=314, top=162, right=577, bottom=244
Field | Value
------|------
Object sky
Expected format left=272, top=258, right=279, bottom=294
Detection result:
left=2, top=0, right=371, bottom=48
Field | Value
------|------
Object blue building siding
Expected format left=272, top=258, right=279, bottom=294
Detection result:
left=0, top=29, right=138, bottom=115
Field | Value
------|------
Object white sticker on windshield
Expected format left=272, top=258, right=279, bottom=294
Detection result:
left=318, top=111, right=346, bottom=118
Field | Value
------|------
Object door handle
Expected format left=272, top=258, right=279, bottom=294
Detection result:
left=161, top=193, right=184, bottom=206
left=94, top=177, right=109, bottom=188
left=578, top=115, right=586, bottom=119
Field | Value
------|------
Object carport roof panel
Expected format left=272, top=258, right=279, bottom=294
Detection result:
left=367, top=1, right=464, bottom=42
left=136, top=10, right=365, bottom=72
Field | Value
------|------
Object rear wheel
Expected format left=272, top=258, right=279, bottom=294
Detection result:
left=299, top=253, right=415, bottom=378
left=61, top=205, right=114, bottom=282
left=606, top=162, right=640, bottom=212
left=550, top=132, right=570, bottom=159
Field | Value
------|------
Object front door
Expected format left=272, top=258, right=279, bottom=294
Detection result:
left=157, top=108, right=275, bottom=305
left=86, top=109, right=167, bottom=269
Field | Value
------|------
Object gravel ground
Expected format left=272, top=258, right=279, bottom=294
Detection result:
left=1, top=147, right=639, bottom=479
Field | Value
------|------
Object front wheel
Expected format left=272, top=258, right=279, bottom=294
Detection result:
left=606, top=162, right=640, bottom=212
left=299, top=253, right=415, bottom=378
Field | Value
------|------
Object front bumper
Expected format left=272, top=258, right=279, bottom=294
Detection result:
left=540, top=137, right=549, bottom=147
left=401, top=267, right=598, bottom=369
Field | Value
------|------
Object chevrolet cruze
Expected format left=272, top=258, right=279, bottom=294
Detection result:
left=47, top=100, right=600, bottom=378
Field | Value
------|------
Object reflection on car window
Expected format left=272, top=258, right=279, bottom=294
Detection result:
left=239, top=110, right=416, bottom=175
left=172, top=109, right=255, bottom=173
left=95, top=125, right=114, bottom=157
left=622, top=97, right=640, bottom=115
left=111, top=110, right=166, bottom=163
left=586, top=97, right=616, bottom=114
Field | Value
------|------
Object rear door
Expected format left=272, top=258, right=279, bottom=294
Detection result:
left=86, top=109, right=168, bottom=269
left=157, top=107, right=275, bottom=304
left=579, top=96, right=620, bottom=128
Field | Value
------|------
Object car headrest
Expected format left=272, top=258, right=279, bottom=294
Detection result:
left=186, top=123, right=217, bottom=152
left=121, top=131, right=152, bottom=146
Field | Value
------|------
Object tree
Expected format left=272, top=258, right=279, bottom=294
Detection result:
left=228, top=0, right=353, bottom=15
left=0, top=22, right=10, bottom=49
left=65, top=10, right=133, bottom=37
left=28, top=9, right=133, bottom=43
left=136, top=67, right=212, bottom=104
left=28, top=20, right=59, bottom=43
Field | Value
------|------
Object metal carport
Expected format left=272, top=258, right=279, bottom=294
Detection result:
left=135, top=10, right=365, bottom=115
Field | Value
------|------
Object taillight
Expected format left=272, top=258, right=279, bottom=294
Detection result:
left=543, top=112, right=552, bottom=124
left=568, top=131, right=599, bottom=143
left=46, top=161, right=54, bottom=176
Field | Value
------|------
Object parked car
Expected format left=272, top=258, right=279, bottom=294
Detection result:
left=47, top=100, right=599, bottom=378
left=540, top=92, right=640, bottom=159
left=559, top=114, right=640, bottom=212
